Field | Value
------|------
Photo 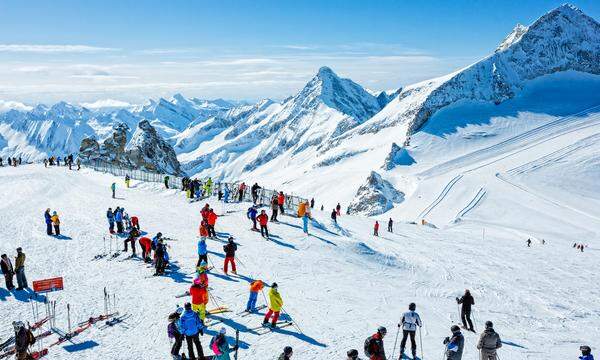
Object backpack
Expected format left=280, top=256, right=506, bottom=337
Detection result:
left=363, top=335, right=374, bottom=357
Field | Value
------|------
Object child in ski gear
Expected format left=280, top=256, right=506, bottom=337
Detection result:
left=444, top=325, right=464, bottom=360
left=44, top=208, right=53, bottom=235
left=364, top=326, right=386, bottom=360
left=246, top=280, right=264, bottom=312
left=139, top=237, right=152, bottom=262
left=178, top=303, right=205, bottom=360
left=223, top=237, right=237, bottom=275
left=210, top=327, right=238, bottom=360
left=257, top=210, right=269, bottom=238
left=51, top=211, right=60, bottom=236
left=197, top=237, right=208, bottom=266
left=223, top=186, right=230, bottom=203
left=278, top=346, right=293, bottom=360
left=168, top=308, right=184, bottom=359
left=347, top=349, right=361, bottom=360
left=388, top=218, right=393, bottom=232
left=580, top=345, right=594, bottom=360
left=263, top=283, right=283, bottom=328
left=1, top=254, right=15, bottom=290
left=247, top=206, right=258, bottom=230
left=111, top=182, right=116, bottom=198
left=107, top=208, right=115, bottom=234
left=196, top=260, right=209, bottom=285
left=302, top=213, right=309, bottom=234
left=115, top=208, right=124, bottom=233
left=477, top=321, right=502, bottom=360
left=190, top=278, right=209, bottom=320
left=457, top=289, right=475, bottom=332
left=199, top=220, right=209, bottom=238
left=15, top=248, right=27, bottom=290
left=399, top=302, right=422, bottom=359
left=373, top=221, right=379, bottom=236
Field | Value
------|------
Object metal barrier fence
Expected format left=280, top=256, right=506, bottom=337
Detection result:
left=83, top=159, right=308, bottom=211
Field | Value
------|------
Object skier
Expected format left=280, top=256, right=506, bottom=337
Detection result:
left=257, top=210, right=270, bottom=238
left=178, top=303, right=205, bottom=360
left=201, top=204, right=210, bottom=222
left=164, top=175, right=170, bottom=189
left=364, top=326, right=387, bottom=360
left=331, top=209, right=337, bottom=224
left=277, top=191, right=285, bottom=214
left=152, top=232, right=164, bottom=250
left=456, top=289, right=475, bottom=332
left=223, top=185, right=230, bottom=203
left=204, top=177, right=213, bottom=196
left=15, top=247, right=27, bottom=290
left=0, top=157, right=3, bottom=166
left=477, top=321, right=502, bottom=360
left=124, top=227, right=140, bottom=255
left=443, top=325, right=464, bottom=360
left=13, top=321, right=34, bottom=360
left=197, top=237, right=208, bottom=266
left=271, top=195, right=279, bottom=222
left=1, top=254, right=15, bottom=290
left=388, top=218, right=393, bottom=233
left=210, top=327, right=238, bottom=360
left=190, top=277, right=209, bottom=321
left=278, top=346, right=293, bottom=360
left=526, top=238, right=531, bottom=247
left=580, top=346, right=594, bottom=360
left=336, top=203, right=341, bottom=216
left=263, top=283, right=283, bottom=328
left=111, top=182, right=116, bottom=199
left=251, top=183, right=261, bottom=204
left=302, top=213, right=309, bottom=235
left=77, top=158, right=81, bottom=170
left=44, top=208, right=53, bottom=235
left=347, top=349, right=361, bottom=360
left=107, top=208, right=115, bottom=234
left=167, top=308, right=184, bottom=360
left=310, top=198, right=315, bottom=208
left=154, top=239, right=166, bottom=276
left=115, top=208, right=124, bottom=233
left=125, top=174, right=130, bottom=188
left=399, top=302, right=422, bottom=359
left=223, top=237, right=237, bottom=275
left=297, top=201, right=307, bottom=218
left=139, top=236, right=152, bottom=262
left=198, top=220, right=209, bottom=240
left=196, top=260, right=209, bottom=286
left=207, top=209, right=218, bottom=238
left=245, top=279, right=264, bottom=312
left=131, top=215, right=140, bottom=230
left=51, top=211, right=61, bottom=236
left=238, top=182, right=246, bottom=202
left=374, top=221, right=379, bottom=237
left=247, top=205, right=258, bottom=231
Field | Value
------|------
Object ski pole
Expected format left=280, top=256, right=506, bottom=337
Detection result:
left=67, top=304, right=71, bottom=333
left=280, top=306, right=304, bottom=334
left=390, top=325, right=400, bottom=360
left=234, top=329, right=239, bottom=360
left=103, top=288, right=108, bottom=316
left=457, top=302, right=461, bottom=325
left=472, top=310, right=478, bottom=332
left=419, top=326, right=424, bottom=360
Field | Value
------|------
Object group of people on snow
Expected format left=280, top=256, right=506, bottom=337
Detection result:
left=43, top=154, right=79, bottom=170
left=1, top=248, right=27, bottom=291
left=0, top=156, right=22, bottom=167
left=43, top=208, right=61, bottom=236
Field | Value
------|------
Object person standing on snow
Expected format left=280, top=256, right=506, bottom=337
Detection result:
left=270, top=195, right=279, bottom=222
left=178, top=303, right=205, bottom=360
left=336, top=203, right=341, bottom=216
left=124, top=227, right=140, bottom=256
left=245, top=279, right=264, bottom=313
left=374, top=221, right=379, bottom=237
left=364, top=326, right=387, bottom=360
left=51, top=211, right=61, bottom=236
left=164, top=175, right=170, bottom=189
left=115, top=208, right=124, bottom=233
left=197, top=237, right=208, bottom=266
left=443, top=325, right=464, bottom=360
left=167, top=308, right=184, bottom=360
left=278, top=346, right=293, bottom=360
left=579, top=346, right=594, bottom=360
left=107, top=208, right=115, bottom=234
left=223, top=237, right=237, bottom=275
left=388, top=218, right=393, bottom=233
left=131, top=215, right=140, bottom=230
left=125, top=174, right=130, bottom=188
left=347, top=349, right=361, bottom=360
left=310, top=198, right=315, bottom=209
left=190, top=278, right=209, bottom=321
left=238, top=182, right=246, bottom=202
left=247, top=205, right=258, bottom=231
left=251, top=183, right=261, bottom=204
left=257, top=210, right=269, bottom=238
left=111, top=182, right=116, bottom=199
left=207, top=209, right=218, bottom=238
left=210, top=327, right=238, bottom=360
left=44, top=209, right=53, bottom=235
left=196, top=260, right=209, bottom=286
left=263, top=283, right=284, bottom=328
left=15, top=248, right=27, bottom=290
left=399, top=302, right=422, bottom=359
left=302, top=213, right=309, bottom=235
left=154, top=239, right=167, bottom=276
left=477, top=321, right=502, bottom=360
left=1, top=254, right=15, bottom=290
left=277, top=191, right=285, bottom=214
left=457, top=289, right=475, bottom=332
left=223, top=185, right=230, bottom=203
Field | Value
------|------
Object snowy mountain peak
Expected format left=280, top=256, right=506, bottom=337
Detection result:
left=496, top=23, right=528, bottom=52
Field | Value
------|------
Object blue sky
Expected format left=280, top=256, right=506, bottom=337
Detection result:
left=0, top=0, right=598, bottom=105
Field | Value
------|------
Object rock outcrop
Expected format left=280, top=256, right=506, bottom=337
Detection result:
left=347, top=171, right=405, bottom=216
left=381, top=142, right=416, bottom=170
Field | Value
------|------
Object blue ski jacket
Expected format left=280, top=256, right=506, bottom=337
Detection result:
left=178, top=309, right=203, bottom=336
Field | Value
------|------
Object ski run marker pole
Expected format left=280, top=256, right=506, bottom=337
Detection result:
left=390, top=325, right=400, bottom=360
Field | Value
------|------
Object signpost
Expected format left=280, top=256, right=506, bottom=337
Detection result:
left=32, top=277, right=64, bottom=293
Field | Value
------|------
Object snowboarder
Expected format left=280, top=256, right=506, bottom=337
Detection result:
left=477, top=321, right=502, bottom=360
left=223, top=237, right=237, bottom=275
left=278, top=346, right=293, bottom=360
left=1, top=254, right=15, bottom=290
left=111, top=182, right=116, bottom=199
left=210, top=327, right=238, bottom=360
left=526, top=238, right=531, bottom=247
left=399, top=302, right=422, bottom=359
left=178, top=303, right=205, bottom=360
left=278, top=191, right=285, bottom=214
left=107, top=208, right=115, bottom=234
left=167, top=308, right=184, bottom=360
left=374, top=221, right=379, bottom=237
left=347, top=349, right=361, bottom=360
left=271, top=195, right=279, bottom=222
left=15, top=248, right=27, bottom=290
left=190, top=278, right=209, bottom=321
left=331, top=209, right=337, bottom=224
left=457, top=289, right=475, bottom=332
left=44, top=208, right=53, bottom=235
left=51, top=211, right=61, bottom=236
left=207, top=209, right=218, bottom=238
left=302, top=213, right=309, bottom=235
left=364, top=326, right=387, bottom=360
left=13, top=321, right=34, bottom=360
left=336, top=203, right=341, bottom=216
left=388, top=218, right=393, bottom=233
left=197, top=237, right=208, bottom=266
left=443, top=325, right=464, bottom=360
left=245, top=279, right=264, bottom=312
left=164, top=175, right=170, bottom=189
left=580, top=346, right=594, bottom=360
left=251, top=183, right=261, bottom=204
left=125, top=174, right=130, bottom=188
left=263, top=283, right=283, bottom=328
left=139, top=236, right=152, bottom=262
left=247, top=205, right=258, bottom=231
left=257, top=210, right=269, bottom=238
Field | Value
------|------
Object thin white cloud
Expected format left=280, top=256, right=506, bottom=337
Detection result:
left=0, top=44, right=118, bottom=53
left=80, top=99, right=132, bottom=109
left=0, top=100, right=33, bottom=113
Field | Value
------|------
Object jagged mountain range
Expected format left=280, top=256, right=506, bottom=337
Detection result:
left=1, top=4, right=599, bottom=215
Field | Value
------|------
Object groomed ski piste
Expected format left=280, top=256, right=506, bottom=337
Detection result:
left=0, top=151, right=598, bottom=359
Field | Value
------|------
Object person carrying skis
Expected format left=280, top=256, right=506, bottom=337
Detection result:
left=374, top=221, right=379, bottom=237
left=207, top=209, right=218, bottom=238
left=51, top=211, right=61, bottom=236
left=277, top=191, right=285, bottom=214
left=302, top=213, right=309, bottom=235
left=263, top=282, right=283, bottom=328
left=167, top=308, right=184, bottom=360
left=139, top=236, right=152, bottom=262
left=247, top=205, right=258, bottom=230
left=477, top=321, right=502, bottom=360
left=278, top=346, right=293, bottom=360
left=336, top=203, right=341, bottom=216
left=364, top=326, right=386, bottom=360
left=111, top=182, right=116, bottom=199
left=178, top=303, right=205, bottom=360
left=399, top=302, right=422, bottom=359
left=456, top=289, right=475, bottom=332
left=223, top=237, right=237, bottom=275
left=15, top=248, right=27, bottom=290
left=257, top=210, right=269, bottom=238
left=210, top=327, right=238, bottom=360
left=443, top=325, right=464, bottom=360
left=270, top=195, right=279, bottom=222
left=388, top=218, right=393, bottom=233
left=107, top=208, right=115, bottom=234
left=580, top=346, right=594, bottom=360
left=1, top=254, right=15, bottom=290
left=197, top=237, right=208, bottom=266
left=245, top=279, right=264, bottom=312
left=251, top=183, right=261, bottom=204
left=44, top=209, right=53, bottom=235
left=190, top=278, right=209, bottom=321
left=125, top=174, right=130, bottom=188
left=14, top=321, right=35, bottom=360
left=347, top=349, right=361, bottom=360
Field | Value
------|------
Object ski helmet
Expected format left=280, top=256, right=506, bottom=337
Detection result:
left=347, top=349, right=359, bottom=358
left=271, top=282, right=278, bottom=288
left=184, top=302, right=192, bottom=310
left=283, top=346, right=293, bottom=355
left=193, top=278, right=201, bottom=285
left=200, top=260, right=207, bottom=267
left=228, top=236, right=234, bottom=242
left=219, top=327, right=227, bottom=335
left=485, top=321, right=493, bottom=328
left=451, top=325, right=460, bottom=332
left=409, top=302, right=416, bottom=311
left=580, top=346, right=591, bottom=355
left=377, top=326, right=387, bottom=335
left=12, top=321, right=24, bottom=332
left=157, top=232, right=163, bottom=238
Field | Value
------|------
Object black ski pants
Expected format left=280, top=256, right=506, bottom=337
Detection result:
left=207, top=225, right=216, bottom=238
left=271, top=208, right=278, bottom=222
left=124, top=237, right=136, bottom=254
left=260, top=225, right=269, bottom=238
left=171, top=333, right=183, bottom=357
left=4, top=273, right=14, bottom=290
left=400, top=330, right=417, bottom=355
left=197, top=254, right=208, bottom=267
left=461, top=308, right=474, bottom=330
left=185, top=334, right=204, bottom=360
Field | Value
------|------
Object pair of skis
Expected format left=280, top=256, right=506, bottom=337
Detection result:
left=251, top=321, right=294, bottom=335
